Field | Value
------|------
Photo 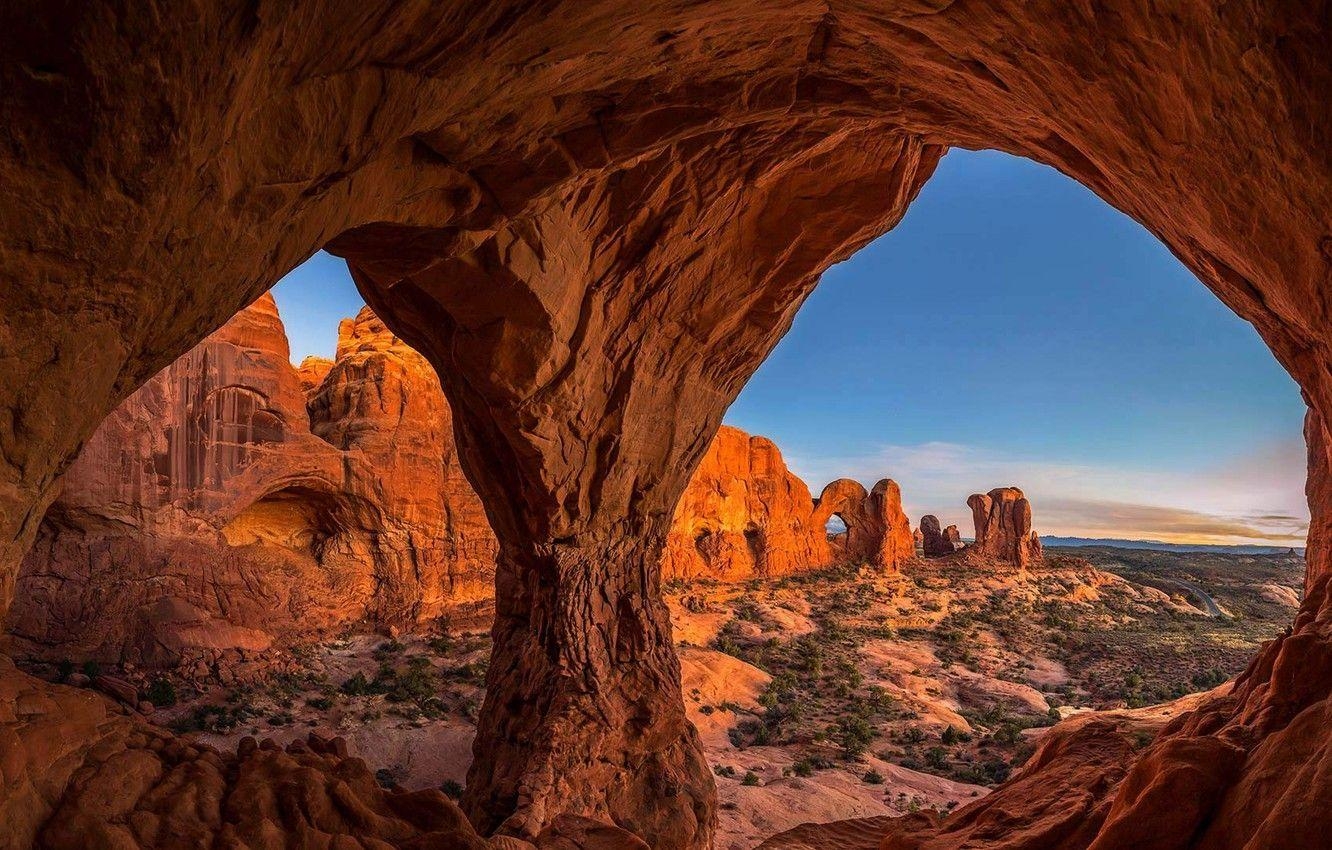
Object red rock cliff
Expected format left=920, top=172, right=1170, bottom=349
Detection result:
left=6, top=297, right=495, bottom=669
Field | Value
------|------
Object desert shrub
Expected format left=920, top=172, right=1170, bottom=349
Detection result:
left=899, top=726, right=926, bottom=744
left=714, top=765, right=736, bottom=778
left=81, top=660, right=101, bottom=679
left=863, top=769, right=884, bottom=784
left=1192, top=668, right=1228, bottom=689
left=941, top=725, right=960, bottom=745
left=925, top=746, right=949, bottom=769
left=792, top=758, right=815, bottom=777
left=440, top=779, right=464, bottom=800
left=170, top=702, right=256, bottom=734
left=143, top=676, right=177, bottom=707
left=741, top=771, right=760, bottom=786
left=991, top=722, right=1023, bottom=745
left=340, top=672, right=373, bottom=696
left=307, top=695, right=334, bottom=710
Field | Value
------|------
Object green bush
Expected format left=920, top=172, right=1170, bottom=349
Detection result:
left=925, top=746, right=949, bottom=769
left=341, top=672, right=373, bottom=696
left=863, top=769, right=884, bottom=784
left=143, top=676, right=177, bottom=707
left=829, top=714, right=875, bottom=759
left=741, top=771, right=760, bottom=787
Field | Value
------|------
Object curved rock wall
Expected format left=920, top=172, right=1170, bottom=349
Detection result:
left=10, top=305, right=921, bottom=667
left=662, top=428, right=915, bottom=580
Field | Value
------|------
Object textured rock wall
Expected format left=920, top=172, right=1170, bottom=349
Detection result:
left=6, top=298, right=497, bottom=669
left=0, top=2, right=1328, bottom=846
left=14, top=365, right=916, bottom=666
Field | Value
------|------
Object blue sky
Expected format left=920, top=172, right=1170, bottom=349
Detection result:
left=273, top=150, right=1308, bottom=545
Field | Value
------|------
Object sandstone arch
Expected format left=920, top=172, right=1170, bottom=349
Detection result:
left=0, top=3, right=1329, bottom=849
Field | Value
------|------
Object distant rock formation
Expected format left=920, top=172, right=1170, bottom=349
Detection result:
left=921, top=515, right=948, bottom=557
left=10, top=298, right=922, bottom=667
left=6, top=297, right=495, bottom=670
left=943, top=524, right=963, bottom=552
left=967, top=487, right=1043, bottom=567
left=663, top=427, right=824, bottom=581
left=813, top=478, right=915, bottom=570
left=663, top=429, right=914, bottom=579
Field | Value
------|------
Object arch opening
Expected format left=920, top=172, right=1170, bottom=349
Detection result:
left=0, top=7, right=1327, bottom=850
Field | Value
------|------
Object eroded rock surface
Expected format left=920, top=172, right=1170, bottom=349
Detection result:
left=813, top=479, right=915, bottom=571
left=0, top=2, right=1329, bottom=847
left=920, top=515, right=959, bottom=558
left=967, top=488, right=1043, bottom=568
left=6, top=298, right=496, bottom=672
left=664, top=427, right=915, bottom=580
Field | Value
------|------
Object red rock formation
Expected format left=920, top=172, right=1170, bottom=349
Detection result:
left=967, top=488, right=1043, bottom=568
left=0, top=651, right=654, bottom=850
left=942, top=525, right=962, bottom=552
left=813, top=479, right=915, bottom=571
left=0, top=3, right=1328, bottom=847
left=307, top=307, right=497, bottom=613
left=663, top=426, right=913, bottom=580
left=664, top=427, right=823, bottom=581
left=920, top=515, right=953, bottom=557
left=6, top=297, right=495, bottom=670
left=296, top=355, right=334, bottom=393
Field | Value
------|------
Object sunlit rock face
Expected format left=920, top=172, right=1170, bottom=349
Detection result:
left=6, top=297, right=496, bottom=671
left=968, top=488, right=1043, bottom=568
left=14, top=349, right=917, bottom=668
left=663, top=427, right=915, bottom=581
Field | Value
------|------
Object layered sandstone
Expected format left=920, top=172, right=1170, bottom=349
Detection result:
left=6, top=298, right=495, bottom=670
left=14, top=312, right=916, bottom=668
left=967, top=488, right=1043, bottom=568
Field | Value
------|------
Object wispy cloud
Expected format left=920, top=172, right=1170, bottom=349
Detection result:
left=783, top=438, right=1309, bottom=546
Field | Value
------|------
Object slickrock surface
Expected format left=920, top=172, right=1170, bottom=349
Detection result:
left=0, top=2, right=1328, bottom=846
left=967, top=488, right=1043, bottom=568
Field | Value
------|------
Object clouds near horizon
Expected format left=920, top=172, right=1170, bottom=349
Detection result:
left=783, top=438, right=1309, bottom=546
